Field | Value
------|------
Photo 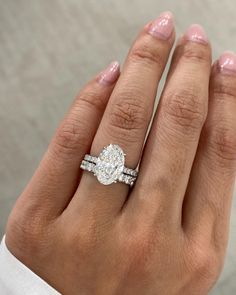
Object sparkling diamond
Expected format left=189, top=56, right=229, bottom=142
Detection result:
left=94, top=144, right=125, bottom=185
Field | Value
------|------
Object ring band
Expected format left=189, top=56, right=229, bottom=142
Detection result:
left=80, top=144, right=138, bottom=186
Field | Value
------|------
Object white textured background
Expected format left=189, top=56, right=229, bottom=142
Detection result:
left=0, top=1, right=235, bottom=293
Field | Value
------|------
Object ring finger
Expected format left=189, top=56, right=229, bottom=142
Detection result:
left=71, top=12, right=175, bottom=215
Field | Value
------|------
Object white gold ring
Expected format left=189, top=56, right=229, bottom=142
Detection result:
left=80, top=144, right=138, bottom=186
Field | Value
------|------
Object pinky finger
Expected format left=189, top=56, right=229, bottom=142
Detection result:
left=13, top=61, right=120, bottom=218
left=183, top=52, right=236, bottom=250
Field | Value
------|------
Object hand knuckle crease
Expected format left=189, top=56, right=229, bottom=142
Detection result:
left=130, top=45, right=163, bottom=67
left=212, top=84, right=236, bottom=101
left=163, top=91, right=205, bottom=128
left=54, top=119, right=85, bottom=152
left=77, top=92, right=105, bottom=112
left=208, top=126, right=236, bottom=161
left=182, top=46, right=209, bottom=63
left=109, top=100, right=147, bottom=131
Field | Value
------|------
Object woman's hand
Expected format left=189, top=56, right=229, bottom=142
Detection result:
left=5, top=12, right=236, bottom=295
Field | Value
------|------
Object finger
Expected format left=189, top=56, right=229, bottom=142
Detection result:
left=183, top=52, right=236, bottom=249
left=127, top=25, right=212, bottom=227
left=73, top=12, right=175, bottom=215
left=14, top=62, right=120, bottom=218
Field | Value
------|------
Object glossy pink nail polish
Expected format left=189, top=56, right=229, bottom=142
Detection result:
left=185, top=24, right=208, bottom=44
left=98, top=61, right=120, bottom=85
left=148, top=11, right=174, bottom=40
left=218, top=51, right=236, bottom=74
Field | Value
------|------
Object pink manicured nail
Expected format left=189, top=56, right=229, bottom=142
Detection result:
left=185, top=24, right=208, bottom=44
left=148, top=11, right=174, bottom=40
left=98, top=61, right=120, bottom=85
left=218, top=51, right=236, bottom=74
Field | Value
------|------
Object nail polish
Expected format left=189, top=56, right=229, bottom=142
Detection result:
left=218, top=51, right=236, bottom=74
left=185, top=24, right=208, bottom=44
left=98, top=61, right=120, bottom=85
left=148, top=11, right=174, bottom=40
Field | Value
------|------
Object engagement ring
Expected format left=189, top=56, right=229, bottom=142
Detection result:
left=80, top=144, right=138, bottom=186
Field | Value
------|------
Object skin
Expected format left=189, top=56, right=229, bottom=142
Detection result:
left=4, top=13, right=236, bottom=295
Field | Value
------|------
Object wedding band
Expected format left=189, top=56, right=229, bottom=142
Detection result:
left=80, top=144, right=138, bottom=186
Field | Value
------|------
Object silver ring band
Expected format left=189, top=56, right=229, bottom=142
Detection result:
left=81, top=160, right=136, bottom=186
left=80, top=144, right=138, bottom=186
left=84, top=155, right=138, bottom=177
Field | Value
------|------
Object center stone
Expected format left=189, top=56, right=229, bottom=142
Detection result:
left=94, top=144, right=125, bottom=185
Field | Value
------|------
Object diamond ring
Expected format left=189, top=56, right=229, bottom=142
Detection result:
left=80, top=144, right=138, bottom=186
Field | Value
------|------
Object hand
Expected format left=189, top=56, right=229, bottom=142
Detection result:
left=5, top=12, right=236, bottom=295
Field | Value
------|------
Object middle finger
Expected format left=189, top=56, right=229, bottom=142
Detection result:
left=71, top=12, right=175, bottom=215
left=128, top=25, right=212, bottom=227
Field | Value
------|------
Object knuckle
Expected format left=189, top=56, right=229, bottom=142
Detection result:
left=69, top=216, right=111, bottom=255
left=6, top=211, right=51, bottom=259
left=129, top=39, right=164, bottom=68
left=207, top=124, right=236, bottom=162
left=69, top=229, right=95, bottom=256
left=76, top=90, right=106, bottom=112
left=108, top=96, right=149, bottom=139
left=186, top=247, right=222, bottom=284
left=212, top=82, right=236, bottom=101
left=181, top=44, right=211, bottom=64
left=52, top=88, right=107, bottom=157
left=123, top=232, right=157, bottom=273
left=163, top=90, right=206, bottom=130
left=53, top=117, right=86, bottom=155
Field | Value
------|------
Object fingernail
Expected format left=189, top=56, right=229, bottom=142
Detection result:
left=218, top=51, right=236, bottom=74
left=98, top=61, right=120, bottom=85
left=148, top=11, right=174, bottom=40
left=185, top=24, right=208, bottom=44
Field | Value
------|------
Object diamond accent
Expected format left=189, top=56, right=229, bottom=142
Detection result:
left=94, top=144, right=125, bottom=185
left=81, top=160, right=95, bottom=172
left=123, top=167, right=138, bottom=177
left=84, top=155, right=97, bottom=164
left=118, top=174, right=136, bottom=186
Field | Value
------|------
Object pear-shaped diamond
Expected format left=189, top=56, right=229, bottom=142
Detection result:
left=94, top=144, right=125, bottom=185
